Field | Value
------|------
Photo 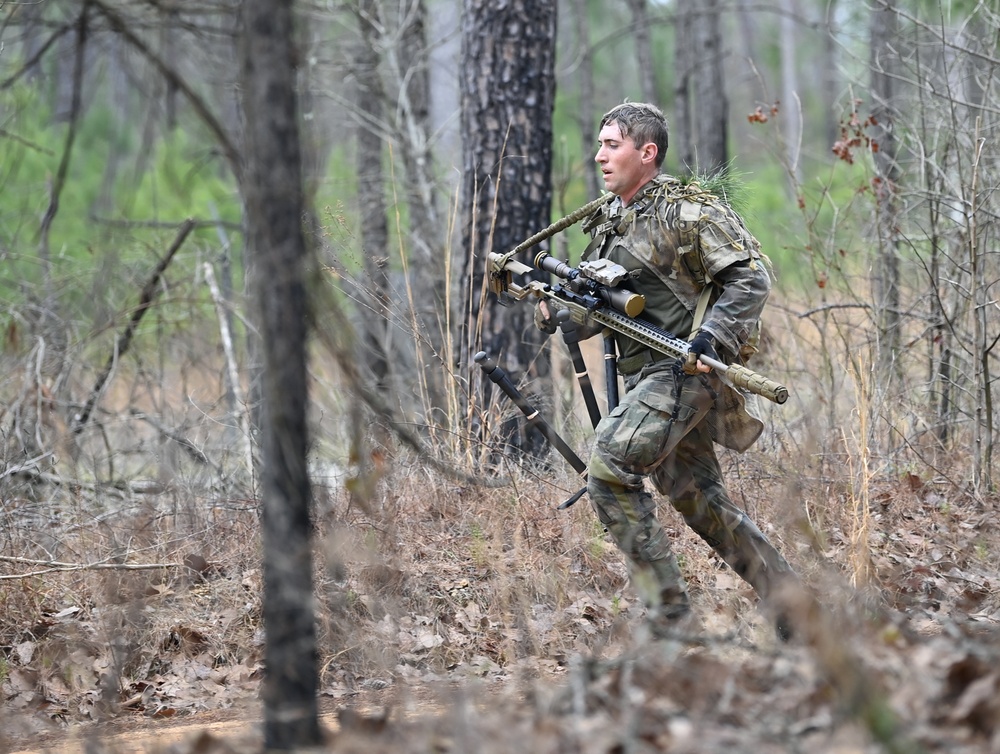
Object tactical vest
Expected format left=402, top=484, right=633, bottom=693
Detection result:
left=581, top=175, right=768, bottom=451
left=582, top=175, right=764, bottom=361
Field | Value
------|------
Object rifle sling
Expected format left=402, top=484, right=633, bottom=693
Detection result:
left=690, top=284, right=713, bottom=336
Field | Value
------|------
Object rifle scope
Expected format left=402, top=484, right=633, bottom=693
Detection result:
left=534, top=252, right=646, bottom=318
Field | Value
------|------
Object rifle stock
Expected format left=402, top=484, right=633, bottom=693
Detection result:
left=488, top=251, right=790, bottom=405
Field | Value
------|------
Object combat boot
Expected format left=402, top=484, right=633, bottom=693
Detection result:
left=645, top=586, right=701, bottom=640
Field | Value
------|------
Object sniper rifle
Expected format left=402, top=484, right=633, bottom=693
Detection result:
left=488, top=250, right=789, bottom=405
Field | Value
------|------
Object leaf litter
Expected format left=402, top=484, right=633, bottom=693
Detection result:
left=1, top=468, right=999, bottom=754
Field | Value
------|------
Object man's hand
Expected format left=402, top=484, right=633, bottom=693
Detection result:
left=534, top=300, right=559, bottom=334
left=535, top=298, right=600, bottom=339
left=684, top=331, right=718, bottom=375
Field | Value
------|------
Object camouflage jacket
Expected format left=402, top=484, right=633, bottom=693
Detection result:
left=583, top=174, right=770, bottom=451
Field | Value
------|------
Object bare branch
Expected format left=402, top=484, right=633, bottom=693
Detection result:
left=797, top=303, right=872, bottom=319
left=37, top=4, right=88, bottom=259
left=72, top=218, right=197, bottom=434
left=0, top=554, right=179, bottom=581
left=0, top=17, right=76, bottom=90
left=89, top=0, right=241, bottom=175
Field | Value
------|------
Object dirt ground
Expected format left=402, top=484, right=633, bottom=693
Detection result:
left=4, top=685, right=414, bottom=754
left=7, top=601, right=1000, bottom=754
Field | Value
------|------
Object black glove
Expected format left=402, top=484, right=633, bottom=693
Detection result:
left=684, top=331, right=719, bottom=375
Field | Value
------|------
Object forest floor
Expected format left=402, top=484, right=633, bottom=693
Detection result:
left=3, top=458, right=1000, bottom=754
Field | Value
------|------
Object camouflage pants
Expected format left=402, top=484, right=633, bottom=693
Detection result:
left=587, top=362, right=795, bottom=621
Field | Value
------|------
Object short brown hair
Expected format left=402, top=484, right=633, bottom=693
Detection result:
left=600, top=102, right=669, bottom=167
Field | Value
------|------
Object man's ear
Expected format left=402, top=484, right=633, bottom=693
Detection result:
left=640, top=142, right=658, bottom=165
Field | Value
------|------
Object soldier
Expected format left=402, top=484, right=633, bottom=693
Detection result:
left=537, top=102, right=798, bottom=641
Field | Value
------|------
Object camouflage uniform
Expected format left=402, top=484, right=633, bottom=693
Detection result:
left=578, top=175, right=796, bottom=632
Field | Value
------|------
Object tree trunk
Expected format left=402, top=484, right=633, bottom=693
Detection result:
left=673, top=2, right=695, bottom=173
left=624, top=0, right=658, bottom=104
left=734, top=0, right=759, bottom=95
left=96, top=33, right=129, bottom=217
left=869, top=0, right=901, bottom=383
left=391, top=0, right=449, bottom=412
left=780, top=0, right=801, bottom=184
left=691, top=0, right=728, bottom=174
left=239, top=0, right=321, bottom=747
left=354, top=0, right=392, bottom=396
left=821, top=0, right=841, bottom=152
left=459, top=0, right=557, bottom=455
left=571, top=0, right=601, bottom=201
left=161, top=7, right=179, bottom=131
left=968, top=118, right=993, bottom=492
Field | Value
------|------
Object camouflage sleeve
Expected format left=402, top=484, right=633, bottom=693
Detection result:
left=688, top=200, right=770, bottom=357
left=698, top=259, right=770, bottom=358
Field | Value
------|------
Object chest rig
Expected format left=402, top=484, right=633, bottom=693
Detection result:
left=580, top=176, right=717, bottom=334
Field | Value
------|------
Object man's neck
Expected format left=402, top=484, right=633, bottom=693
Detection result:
left=620, top=173, right=661, bottom=206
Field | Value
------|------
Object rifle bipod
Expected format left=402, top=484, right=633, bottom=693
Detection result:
left=474, top=351, right=589, bottom=510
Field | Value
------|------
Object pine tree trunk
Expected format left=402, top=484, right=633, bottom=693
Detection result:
left=459, top=0, right=557, bottom=455
left=691, top=0, right=728, bottom=174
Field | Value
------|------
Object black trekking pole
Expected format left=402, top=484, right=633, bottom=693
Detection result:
left=556, top=312, right=602, bottom=429
left=475, top=351, right=588, bottom=509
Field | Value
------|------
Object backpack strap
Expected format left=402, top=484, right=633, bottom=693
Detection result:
left=689, top=283, right=713, bottom=338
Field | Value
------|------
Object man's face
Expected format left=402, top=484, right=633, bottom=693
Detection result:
left=595, top=120, right=658, bottom=204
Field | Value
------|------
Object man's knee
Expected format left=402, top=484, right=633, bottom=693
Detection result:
left=671, top=493, right=744, bottom=539
left=588, top=453, right=625, bottom=486
left=588, top=449, right=648, bottom=493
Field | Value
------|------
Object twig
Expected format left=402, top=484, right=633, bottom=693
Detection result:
left=72, top=218, right=196, bottom=434
left=0, top=127, right=55, bottom=155
left=0, top=453, right=53, bottom=480
left=89, top=0, right=240, bottom=174
left=0, top=555, right=179, bottom=581
left=0, top=19, right=76, bottom=90
left=129, top=409, right=214, bottom=468
left=5, top=465, right=166, bottom=497
left=90, top=215, right=243, bottom=233
left=797, top=302, right=872, bottom=318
